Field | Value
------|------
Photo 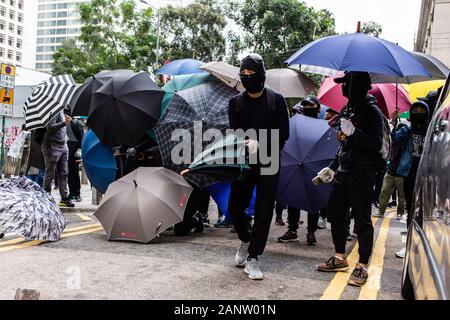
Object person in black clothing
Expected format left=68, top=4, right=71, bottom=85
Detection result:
left=278, top=96, right=321, bottom=245
left=67, top=119, right=84, bottom=202
left=315, top=72, right=384, bottom=287
left=228, top=53, right=290, bottom=280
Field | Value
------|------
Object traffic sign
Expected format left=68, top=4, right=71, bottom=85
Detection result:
left=0, top=64, right=16, bottom=89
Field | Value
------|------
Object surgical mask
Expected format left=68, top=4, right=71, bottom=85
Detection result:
left=240, top=73, right=265, bottom=94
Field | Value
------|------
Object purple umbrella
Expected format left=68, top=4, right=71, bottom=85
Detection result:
left=276, top=115, right=340, bottom=212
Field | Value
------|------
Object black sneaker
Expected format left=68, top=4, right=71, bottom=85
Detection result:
left=278, top=230, right=298, bottom=243
left=59, top=198, right=75, bottom=208
left=388, top=201, right=397, bottom=207
left=193, top=212, right=204, bottom=233
left=306, top=232, right=317, bottom=246
left=0, top=233, right=4, bottom=239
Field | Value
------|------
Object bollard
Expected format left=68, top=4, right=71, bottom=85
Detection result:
left=14, top=289, right=40, bottom=300
left=92, top=187, right=103, bottom=205
left=81, top=164, right=88, bottom=185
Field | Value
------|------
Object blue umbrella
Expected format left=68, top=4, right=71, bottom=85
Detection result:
left=81, top=130, right=117, bottom=194
left=207, top=182, right=255, bottom=222
left=277, top=115, right=340, bottom=212
left=156, top=59, right=207, bottom=76
left=286, top=33, right=430, bottom=78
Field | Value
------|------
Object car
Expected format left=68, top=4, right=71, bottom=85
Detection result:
left=401, top=76, right=450, bottom=300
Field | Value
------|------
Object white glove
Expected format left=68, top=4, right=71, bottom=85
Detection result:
left=245, top=139, right=259, bottom=155
left=317, top=167, right=335, bottom=184
left=341, top=118, right=355, bottom=136
left=127, top=147, right=137, bottom=157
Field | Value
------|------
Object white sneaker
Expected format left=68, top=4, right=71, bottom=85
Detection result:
left=317, top=217, right=325, bottom=229
left=235, top=241, right=249, bottom=267
left=244, top=258, right=264, bottom=280
left=395, top=247, right=406, bottom=259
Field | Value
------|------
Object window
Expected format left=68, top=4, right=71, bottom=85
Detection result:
left=0, top=33, right=4, bottom=44
left=7, top=49, right=12, bottom=59
left=17, top=13, right=22, bottom=23
left=16, top=38, right=20, bottom=48
left=15, top=52, right=21, bottom=62
left=16, top=25, right=21, bottom=35
left=7, top=35, right=12, bottom=46
left=0, top=48, right=4, bottom=58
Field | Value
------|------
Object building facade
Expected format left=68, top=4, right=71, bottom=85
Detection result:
left=415, top=0, right=450, bottom=67
left=35, top=0, right=89, bottom=72
left=0, top=0, right=25, bottom=67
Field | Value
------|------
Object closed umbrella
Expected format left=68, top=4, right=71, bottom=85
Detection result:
left=199, top=61, right=244, bottom=91
left=266, top=68, right=315, bottom=98
left=318, top=77, right=412, bottom=118
left=88, top=70, right=164, bottom=146
left=154, top=80, right=238, bottom=188
left=94, top=167, right=193, bottom=243
left=24, top=74, right=77, bottom=130
left=81, top=130, right=117, bottom=194
left=0, top=176, right=66, bottom=241
left=156, top=59, right=206, bottom=76
left=277, top=115, right=340, bottom=212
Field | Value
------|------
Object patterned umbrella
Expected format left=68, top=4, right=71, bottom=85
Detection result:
left=154, top=80, right=238, bottom=188
left=0, top=176, right=66, bottom=241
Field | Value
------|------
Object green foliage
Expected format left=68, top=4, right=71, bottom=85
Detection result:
left=361, top=21, right=383, bottom=38
left=160, top=0, right=227, bottom=62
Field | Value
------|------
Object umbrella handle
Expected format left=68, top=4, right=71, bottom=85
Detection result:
left=155, top=222, right=162, bottom=238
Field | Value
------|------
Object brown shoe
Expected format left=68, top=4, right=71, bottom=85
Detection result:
left=317, top=256, right=350, bottom=272
left=348, top=266, right=369, bottom=287
left=275, top=218, right=285, bottom=226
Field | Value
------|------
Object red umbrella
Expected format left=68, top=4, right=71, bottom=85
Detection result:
left=318, top=77, right=412, bottom=118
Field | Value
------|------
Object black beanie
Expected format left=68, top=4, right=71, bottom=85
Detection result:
left=240, top=54, right=266, bottom=75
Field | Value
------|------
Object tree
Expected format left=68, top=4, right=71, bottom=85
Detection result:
left=160, top=0, right=227, bottom=62
left=361, top=21, right=383, bottom=38
left=52, top=0, right=158, bottom=82
left=225, top=0, right=336, bottom=69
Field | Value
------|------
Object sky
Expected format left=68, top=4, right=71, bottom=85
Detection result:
left=303, top=0, right=422, bottom=50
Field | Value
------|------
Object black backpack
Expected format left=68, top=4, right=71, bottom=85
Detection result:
left=235, top=87, right=278, bottom=128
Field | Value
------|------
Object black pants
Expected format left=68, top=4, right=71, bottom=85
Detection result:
left=275, top=202, right=285, bottom=219
left=327, top=171, right=375, bottom=264
left=174, top=187, right=208, bottom=236
left=229, top=171, right=279, bottom=258
left=287, top=208, right=318, bottom=234
left=373, top=166, right=387, bottom=203
left=404, top=172, right=416, bottom=228
left=68, top=143, right=81, bottom=197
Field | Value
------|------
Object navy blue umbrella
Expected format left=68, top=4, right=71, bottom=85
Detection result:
left=277, top=115, right=340, bottom=212
left=286, top=33, right=430, bottom=79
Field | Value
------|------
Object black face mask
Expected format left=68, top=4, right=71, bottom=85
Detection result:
left=240, top=73, right=265, bottom=94
left=410, top=112, right=428, bottom=132
left=303, top=108, right=320, bottom=118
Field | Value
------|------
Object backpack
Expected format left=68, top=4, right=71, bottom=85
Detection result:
left=235, top=87, right=278, bottom=128
left=34, top=127, right=47, bottom=145
left=378, top=109, right=392, bottom=161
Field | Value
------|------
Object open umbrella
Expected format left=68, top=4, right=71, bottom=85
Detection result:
left=266, top=68, right=315, bottom=98
left=81, top=130, right=117, bottom=194
left=154, top=80, right=238, bottom=188
left=402, top=80, right=446, bottom=102
left=286, top=32, right=430, bottom=79
left=88, top=70, right=164, bottom=146
left=0, top=176, right=66, bottom=241
left=24, top=75, right=77, bottom=130
left=156, top=59, right=206, bottom=76
left=200, top=61, right=244, bottom=91
left=277, top=115, right=340, bottom=212
left=318, top=77, right=412, bottom=118
left=94, top=167, right=193, bottom=243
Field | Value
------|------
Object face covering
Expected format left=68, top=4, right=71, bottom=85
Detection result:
left=303, top=108, right=320, bottom=118
left=410, top=112, right=428, bottom=132
left=240, top=73, right=266, bottom=94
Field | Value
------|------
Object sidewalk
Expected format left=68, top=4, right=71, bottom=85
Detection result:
left=52, top=183, right=98, bottom=213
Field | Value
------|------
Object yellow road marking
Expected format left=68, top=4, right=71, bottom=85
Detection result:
left=0, top=240, right=45, bottom=252
left=0, top=237, right=27, bottom=247
left=63, top=223, right=101, bottom=233
left=76, top=213, right=93, bottom=221
left=60, top=226, right=104, bottom=239
left=358, top=212, right=395, bottom=300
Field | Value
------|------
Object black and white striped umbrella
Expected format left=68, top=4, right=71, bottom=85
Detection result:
left=24, top=74, right=77, bottom=130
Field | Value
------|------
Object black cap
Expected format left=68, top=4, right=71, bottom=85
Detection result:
left=334, top=71, right=372, bottom=90
left=301, top=95, right=321, bottom=108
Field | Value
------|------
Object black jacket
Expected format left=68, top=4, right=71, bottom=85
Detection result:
left=329, top=95, right=384, bottom=173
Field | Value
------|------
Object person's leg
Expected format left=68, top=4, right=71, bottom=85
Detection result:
left=307, top=211, right=319, bottom=234
left=67, top=144, right=78, bottom=197
left=275, top=202, right=285, bottom=221
left=287, top=207, right=300, bottom=232
left=396, top=177, right=405, bottom=217
left=41, top=144, right=57, bottom=194
left=377, top=174, right=395, bottom=215
left=404, top=173, right=416, bottom=228
left=347, top=171, right=376, bottom=266
left=229, top=177, right=255, bottom=244
left=56, top=146, right=69, bottom=200
left=247, top=172, right=279, bottom=259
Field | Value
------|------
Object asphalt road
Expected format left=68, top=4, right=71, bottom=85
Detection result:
left=0, top=202, right=406, bottom=300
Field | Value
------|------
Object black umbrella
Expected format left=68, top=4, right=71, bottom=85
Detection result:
left=87, top=70, right=164, bottom=146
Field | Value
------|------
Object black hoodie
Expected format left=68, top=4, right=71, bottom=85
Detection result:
left=329, top=94, right=384, bottom=173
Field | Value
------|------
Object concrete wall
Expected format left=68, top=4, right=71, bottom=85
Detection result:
left=427, top=0, right=450, bottom=66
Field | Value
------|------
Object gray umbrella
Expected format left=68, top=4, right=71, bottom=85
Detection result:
left=94, top=167, right=193, bottom=243
left=266, top=68, right=316, bottom=98
left=154, top=80, right=239, bottom=188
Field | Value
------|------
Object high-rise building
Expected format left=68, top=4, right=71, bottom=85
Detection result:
left=0, top=0, right=25, bottom=67
left=35, top=0, right=89, bottom=72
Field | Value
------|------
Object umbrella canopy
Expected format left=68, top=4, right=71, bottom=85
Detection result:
left=87, top=70, right=164, bottom=146
left=81, top=130, right=117, bottom=194
left=154, top=80, right=238, bottom=188
left=402, top=80, right=446, bottom=102
left=94, top=167, right=193, bottom=243
left=277, top=115, right=340, bottom=212
left=24, top=74, right=77, bottom=130
left=200, top=61, right=244, bottom=91
left=286, top=33, right=430, bottom=79
left=0, top=176, right=66, bottom=241
left=156, top=59, right=206, bottom=76
left=69, top=72, right=110, bottom=116
left=207, top=181, right=255, bottom=222
left=266, top=68, right=316, bottom=98
left=318, top=77, right=412, bottom=118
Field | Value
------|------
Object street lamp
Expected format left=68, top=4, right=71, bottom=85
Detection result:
left=139, top=0, right=161, bottom=68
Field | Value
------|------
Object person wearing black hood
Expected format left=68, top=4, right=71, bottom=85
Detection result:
left=314, top=71, right=384, bottom=287
left=389, top=101, right=430, bottom=258
left=228, top=53, right=290, bottom=280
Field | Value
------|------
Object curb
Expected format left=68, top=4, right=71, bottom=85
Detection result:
left=60, top=207, right=97, bottom=214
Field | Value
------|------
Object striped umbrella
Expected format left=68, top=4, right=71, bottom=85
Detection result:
left=24, top=74, right=77, bottom=130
